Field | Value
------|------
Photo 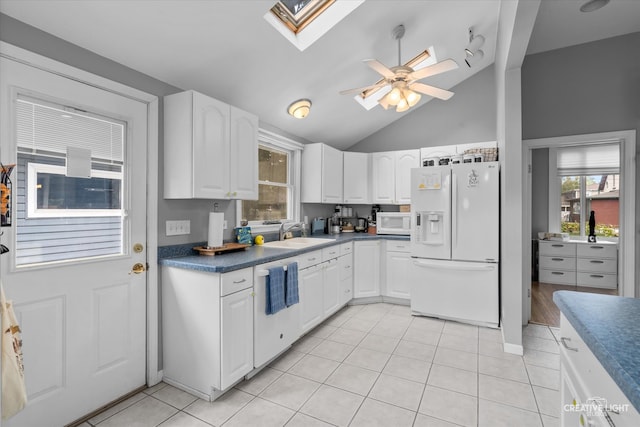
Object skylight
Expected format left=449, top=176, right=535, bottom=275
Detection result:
left=265, top=0, right=365, bottom=51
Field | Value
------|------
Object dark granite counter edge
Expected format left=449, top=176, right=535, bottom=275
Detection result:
left=553, top=291, right=640, bottom=412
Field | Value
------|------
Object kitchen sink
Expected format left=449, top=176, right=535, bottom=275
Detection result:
left=262, top=237, right=335, bottom=249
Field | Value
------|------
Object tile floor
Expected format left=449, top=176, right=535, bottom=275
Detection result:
left=80, top=303, right=561, bottom=427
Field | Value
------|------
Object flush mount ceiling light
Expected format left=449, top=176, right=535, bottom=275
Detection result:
left=464, top=28, right=485, bottom=68
left=580, top=0, right=610, bottom=12
left=287, top=99, right=312, bottom=119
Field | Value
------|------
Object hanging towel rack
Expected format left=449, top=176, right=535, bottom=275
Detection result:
left=257, top=265, right=288, bottom=277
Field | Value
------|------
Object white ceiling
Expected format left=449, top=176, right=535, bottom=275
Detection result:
left=1, top=0, right=639, bottom=150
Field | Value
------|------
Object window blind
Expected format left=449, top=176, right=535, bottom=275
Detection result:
left=16, top=97, right=124, bottom=163
left=556, top=143, right=620, bottom=176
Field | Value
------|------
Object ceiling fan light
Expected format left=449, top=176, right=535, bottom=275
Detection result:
left=387, top=87, right=402, bottom=105
left=396, top=100, right=410, bottom=113
left=287, top=99, right=311, bottom=119
left=580, top=0, right=609, bottom=12
left=404, top=88, right=421, bottom=107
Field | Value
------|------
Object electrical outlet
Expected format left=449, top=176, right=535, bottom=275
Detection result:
left=166, top=220, right=191, bottom=236
left=223, top=220, right=228, bottom=230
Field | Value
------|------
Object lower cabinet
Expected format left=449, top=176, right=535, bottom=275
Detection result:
left=161, top=266, right=254, bottom=400
left=299, top=263, right=325, bottom=334
left=323, top=258, right=340, bottom=316
left=384, top=241, right=412, bottom=299
left=338, top=250, right=353, bottom=305
left=354, top=240, right=381, bottom=298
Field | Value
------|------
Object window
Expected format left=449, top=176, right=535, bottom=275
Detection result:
left=270, top=0, right=335, bottom=34
left=238, top=130, right=302, bottom=229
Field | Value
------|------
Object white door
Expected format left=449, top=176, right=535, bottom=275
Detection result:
left=322, top=259, right=340, bottom=316
left=385, top=251, right=412, bottom=299
left=395, top=149, right=419, bottom=204
left=372, top=152, right=395, bottom=204
left=343, top=152, right=370, bottom=204
left=221, top=288, right=254, bottom=389
left=321, top=145, right=343, bottom=203
left=229, top=107, right=258, bottom=200
left=353, top=241, right=380, bottom=298
left=0, top=57, right=148, bottom=426
left=299, top=264, right=324, bottom=333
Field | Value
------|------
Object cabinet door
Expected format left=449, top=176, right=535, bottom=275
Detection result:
left=221, top=288, right=254, bottom=389
left=343, top=152, right=370, bottom=204
left=372, top=152, right=395, bottom=204
left=299, top=265, right=324, bottom=333
left=354, top=241, right=380, bottom=298
left=395, top=149, right=419, bottom=204
left=323, top=259, right=340, bottom=316
left=229, top=107, right=258, bottom=200
left=385, top=251, right=412, bottom=299
left=193, top=92, right=230, bottom=198
left=322, top=145, right=344, bottom=203
left=338, top=255, right=353, bottom=305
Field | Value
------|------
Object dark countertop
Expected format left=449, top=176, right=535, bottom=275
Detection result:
left=553, top=291, right=640, bottom=412
left=158, top=233, right=410, bottom=273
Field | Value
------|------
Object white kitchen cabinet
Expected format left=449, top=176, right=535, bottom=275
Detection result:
left=372, top=149, right=419, bottom=204
left=354, top=240, right=381, bottom=298
left=384, top=241, right=412, bottom=299
left=323, top=258, right=340, bottom=316
left=299, top=263, right=325, bottom=334
left=162, top=266, right=254, bottom=400
left=164, top=90, right=258, bottom=200
left=302, top=143, right=343, bottom=203
left=343, top=152, right=370, bottom=204
left=338, top=243, right=354, bottom=305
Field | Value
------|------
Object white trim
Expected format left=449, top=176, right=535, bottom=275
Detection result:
left=0, top=42, right=162, bottom=386
left=523, top=130, right=636, bottom=303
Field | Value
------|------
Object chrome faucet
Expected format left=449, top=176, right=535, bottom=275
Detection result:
left=279, top=222, right=303, bottom=241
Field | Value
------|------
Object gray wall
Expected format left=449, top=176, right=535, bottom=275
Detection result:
left=348, top=64, right=497, bottom=152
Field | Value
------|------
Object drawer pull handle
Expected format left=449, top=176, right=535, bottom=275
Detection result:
left=590, top=260, right=604, bottom=264
left=590, top=246, right=604, bottom=249
left=551, top=244, right=564, bottom=248
left=308, top=257, right=317, bottom=261
left=551, top=258, right=564, bottom=261
left=551, top=272, right=564, bottom=275
left=560, top=337, right=578, bottom=352
left=233, top=278, right=247, bottom=284
left=590, top=274, right=604, bottom=279
left=345, top=265, right=351, bottom=269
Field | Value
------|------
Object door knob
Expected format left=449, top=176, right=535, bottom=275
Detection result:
left=129, top=262, right=146, bottom=274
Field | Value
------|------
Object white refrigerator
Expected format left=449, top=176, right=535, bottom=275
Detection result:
left=410, top=162, right=499, bottom=327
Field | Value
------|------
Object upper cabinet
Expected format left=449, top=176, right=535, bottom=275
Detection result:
left=164, top=90, right=258, bottom=199
left=343, top=152, right=370, bottom=204
left=302, top=143, right=343, bottom=204
left=372, top=149, right=419, bottom=204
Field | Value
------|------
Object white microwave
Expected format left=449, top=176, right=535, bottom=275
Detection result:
left=376, top=212, right=411, bottom=235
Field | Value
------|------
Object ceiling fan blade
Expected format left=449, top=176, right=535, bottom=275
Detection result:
left=339, top=81, right=387, bottom=96
left=410, top=82, right=455, bottom=100
left=407, top=58, right=459, bottom=81
left=363, top=59, right=395, bottom=79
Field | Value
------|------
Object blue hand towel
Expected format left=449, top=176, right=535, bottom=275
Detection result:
left=285, top=262, right=299, bottom=306
left=265, top=266, right=286, bottom=315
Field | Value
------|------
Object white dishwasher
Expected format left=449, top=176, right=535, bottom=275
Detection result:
left=253, top=257, right=301, bottom=368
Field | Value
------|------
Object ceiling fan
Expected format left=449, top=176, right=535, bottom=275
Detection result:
left=340, top=24, right=459, bottom=112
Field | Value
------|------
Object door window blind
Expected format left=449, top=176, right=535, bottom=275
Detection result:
left=556, top=143, right=619, bottom=176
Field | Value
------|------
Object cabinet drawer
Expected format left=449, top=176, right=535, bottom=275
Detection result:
left=299, top=250, right=323, bottom=269
left=576, top=258, right=617, bottom=274
left=340, top=242, right=353, bottom=256
left=576, top=272, right=617, bottom=289
left=539, top=269, right=576, bottom=285
left=338, top=255, right=353, bottom=281
left=322, top=246, right=341, bottom=262
left=386, top=241, right=410, bottom=253
left=577, top=243, right=616, bottom=259
left=539, top=241, right=576, bottom=257
left=221, top=267, right=253, bottom=296
left=539, top=255, right=575, bottom=271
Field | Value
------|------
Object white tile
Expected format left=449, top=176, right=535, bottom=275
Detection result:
left=523, top=348, right=560, bottom=370
left=97, top=396, right=178, bottom=427
left=523, top=323, right=556, bottom=340
left=479, top=354, right=529, bottom=383
left=394, top=339, right=437, bottom=362
left=89, top=392, right=147, bottom=425
left=419, top=385, right=478, bottom=427
left=479, top=374, right=538, bottom=412
left=144, top=382, right=168, bottom=395
left=541, top=414, right=560, bottom=427
left=350, top=398, right=416, bottom=427
left=341, top=317, right=377, bottom=332
left=433, top=347, right=478, bottom=372
left=288, top=354, right=340, bottom=382
left=523, top=335, right=559, bottom=354
left=533, top=385, right=560, bottom=417
left=223, top=397, right=294, bottom=427
left=293, top=335, right=324, bottom=353
left=309, top=339, right=355, bottom=362
left=343, top=347, right=391, bottom=372
left=285, top=412, right=333, bottom=427
left=370, top=318, right=410, bottom=338
left=479, top=327, right=503, bottom=343
left=151, top=384, right=198, bottom=409
left=526, top=364, right=560, bottom=390
left=427, top=364, right=477, bottom=396
left=479, top=339, right=524, bottom=361
left=443, top=321, right=479, bottom=339
left=382, top=354, right=431, bottom=383
left=438, top=333, right=478, bottom=354
left=270, top=349, right=306, bottom=372
left=300, top=385, right=364, bottom=427
left=410, top=316, right=446, bottom=333
left=352, top=306, right=388, bottom=322
left=369, top=373, right=425, bottom=410
left=358, top=333, right=400, bottom=354
left=403, top=326, right=442, bottom=346
left=326, top=327, right=367, bottom=345
left=184, top=389, right=253, bottom=426
left=309, top=324, right=338, bottom=339
left=259, top=373, right=321, bottom=410
left=323, top=309, right=352, bottom=327
left=325, top=363, right=380, bottom=396
left=158, top=411, right=212, bottom=427
left=478, top=399, right=543, bottom=427
left=235, top=367, right=282, bottom=395
left=413, top=414, right=462, bottom=427
left=549, top=327, right=561, bottom=343
left=389, top=304, right=412, bottom=316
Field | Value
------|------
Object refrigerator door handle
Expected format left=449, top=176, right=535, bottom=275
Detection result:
left=412, top=259, right=497, bottom=272
left=451, top=172, right=457, bottom=253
